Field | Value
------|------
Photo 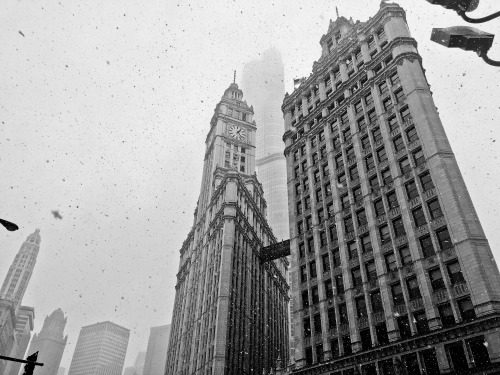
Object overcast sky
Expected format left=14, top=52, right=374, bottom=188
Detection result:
left=1, top=0, right=500, bottom=370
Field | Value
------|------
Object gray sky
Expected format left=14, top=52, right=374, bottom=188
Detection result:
left=1, top=0, right=500, bottom=370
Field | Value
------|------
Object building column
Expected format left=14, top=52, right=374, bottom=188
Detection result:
left=485, top=330, right=500, bottom=363
left=301, top=97, right=308, bottom=117
left=435, top=344, right=452, bottom=374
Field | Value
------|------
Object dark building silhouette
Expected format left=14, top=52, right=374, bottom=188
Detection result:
left=27, top=308, right=68, bottom=375
left=282, top=2, right=500, bottom=374
left=165, top=83, right=289, bottom=375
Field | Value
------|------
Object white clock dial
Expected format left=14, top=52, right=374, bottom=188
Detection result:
left=228, top=125, right=246, bottom=140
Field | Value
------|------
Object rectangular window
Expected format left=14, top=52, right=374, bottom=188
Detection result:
left=348, top=241, right=358, bottom=260
left=302, top=290, right=309, bottom=308
left=298, top=221, right=304, bottom=235
left=357, top=116, right=366, bottom=131
left=346, top=146, right=355, bottom=161
left=379, top=81, right=389, bottom=95
left=379, top=224, right=390, bottom=244
left=399, top=157, right=411, bottom=175
left=406, top=276, right=421, bottom=300
left=392, top=283, right=404, bottom=305
left=406, top=126, right=419, bottom=143
left=357, top=209, right=367, bottom=227
left=313, top=313, right=322, bottom=333
left=366, top=261, right=377, bottom=281
left=377, top=147, right=388, bottom=163
left=339, top=303, right=348, bottom=324
left=316, top=188, right=322, bottom=203
left=402, top=353, right=421, bottom=375
left=319, top=229, right=327, bottom=246
left=420, top=171, right=435, bottom=192
left=447, top=261, right=465, bottom=284
left=405, top=180, right=418, bottom=200
left=354, top=100, right=363, bottom=113
left=314, top=169, right=321, bottom=183
left=337, top=172, right=346, bottom=185
left=322, top=163, right=329, bottom=177
left=372, top=127, right=382, bottom=143
left=307, top=237, right=314, bottom=253
left=332, top=248, right=341, bottom=267
left=306, top=215, right=312, bottom=230
left=315, top=344, right=324, bottom=363
left=309, top=260, right=317, bottom=278
left=312, top=152, right=319, bottom=165
left=300, top=265, right=307, bottom=283
left=360, top=329, right=372, bottom=350
left=295, top=183, right=302, bottom=196
left=356, top=297, right=367, bottom=318
left=344, top=216, right=354, bottom=234
left=393, top=217, right=405, bottom=237
left=400, top=106, right=411, bottom=122
left=393, top=135, right=405, bottom=152
left=390, top=71, right=400, bottom=86
left=330, top=225, right=338, bottom=241
left=296, top=201, right=302, bottom=215
left=342, top=335, right=352, bottom=355
left=353, top=186, right=362, bottom=203
left=412, top=206, right=427, bottom=227
left=428, top=199, right=443, bottom=219
left=429, top=268, right=445, bottom=291
left=382, top=168, right=392, bottom=185
left=332, top=136, right=341, bottom=150
left=467, top=336, right=491, bottom=367
left=304, top=195, right=311, bottom=210
left=365, top=92, right=373, bottom=106
left=299, top=242, right=305, bottom=258
left=361, top=234, right=373, bottom=253
left=421, top=349, right=441, bottom=374
left=386, top=191, right=399, bottom=209
left=369, top=175, right=380, bottom=192
left=361, top=135, right=370, bottom=150
left=413, top=148, right=425, bottom=167
left=437, top=227, right=452, bottom=250
left=325, top=279, right=334, bottom=298
left=341, top=194, right=350, bottom=210
left=420, top=235, right=435, bottom=258
left=439, top=303, right=455, bottom=328
left=399, top=245, right=412, bottom=265
left=376, top=324, right=390, bottom=346
left=374, top=199, right=385, bottom=217
left=312, top=285, right=319, bottom=304
left=336, top=274, right=345, bottom=294
left=321, top=253, right=331, bottom=274
left=305, top=346, right=313, bottom=365
left=365, top=154, right=375, bottom=171
left=343, top=127, right=352, bottom=142
left=349, top=165, right=359, bottom=181
left=325, top=182, right=332, bottom=196
left=352, top=267, right=362, bottom=288
left=383, top=97, right=393, bottom=111
left=394, top=88, right=405, bottom=103
left=331, top=338, right=340, bottom=358
left=328, top=307, right=336, bottom=329
left=335, top=154, right=343, bottom=169
left=388, top=115, right=398, bottom=132
left=304, top=317, right=311, bottom=336
left=398, top=316, right=412, bottom=339
left=371, top=290, right=383, bottom=312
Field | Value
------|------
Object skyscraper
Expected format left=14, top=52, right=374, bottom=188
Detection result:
left=0, top=229, right=41, bottom=311
left=143, top=325, right=170, bottom=375
left=27, top=308, right=68, bottom=375
left=5, top=305, right=35, bottom=375
left=165, top=82, right=289, bottom=375
left=68, top=321, right=129, bottom=375
left=282, top=3, right=500, bottom=374
left=242, top=48, right=289, bottom=241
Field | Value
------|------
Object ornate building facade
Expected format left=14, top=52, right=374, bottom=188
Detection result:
left=5, top=305, right=35, bottom=375
left=165, top=83, right=289, bottom=375
left=242, top=48, right=289, bottom=241
left=0, top=229, right=41, bottom=311
left=282, top=3, right=500, bottom=374
left=68, top=321, right=129, bottom=375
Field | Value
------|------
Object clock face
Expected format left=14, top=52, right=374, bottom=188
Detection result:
left=228, top=125, right=246, bottom=141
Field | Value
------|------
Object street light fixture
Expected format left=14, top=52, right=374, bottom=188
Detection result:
left=425, top=0, right=500, bottom=23
left=430, top=26, right=500, bottom=66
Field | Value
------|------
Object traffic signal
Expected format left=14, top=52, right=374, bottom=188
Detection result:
left=22, top=352, right=38, bottom=375
left=425, top=0, right=479, bottom=12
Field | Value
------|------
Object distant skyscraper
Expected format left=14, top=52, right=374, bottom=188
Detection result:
left=165, top=83, right=289, bottom=375
left=5, top=305, right=35, bottom=375
left=123, top=367, right=136, bottom=375
left=143, top=325, right=170, bottom=375
left=68, top=321, right=129, bottom=375
left=0, top=229, right=41, bottom=311
left=0, top=299, right=16, bottom=373
left=133, top=352, right=146, bottom=375
left=242, top=48, right=289, bottom=240
left=27, top=308, right=67, bottom=375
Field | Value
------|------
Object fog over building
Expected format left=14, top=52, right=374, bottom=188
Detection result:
left=241, top=48, right=289, bottom=241
left=143, top=325, right=170, bottom=375
left=282, top=2, right=500, bottom=374
left=5, top=305, right=35, bottom=375
left=165, top=82, right=289, bottom=374
left=27, top=308, right=67, bottom=375
left=68, top=321, right=129, bottom=375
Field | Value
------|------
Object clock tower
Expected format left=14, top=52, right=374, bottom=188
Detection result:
left=166, top=82, right=289, bottom=375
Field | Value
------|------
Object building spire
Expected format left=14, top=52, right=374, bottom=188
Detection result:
left=233, top=70, right=236, bottom=84
left=336, top=6, right=339, bottom=18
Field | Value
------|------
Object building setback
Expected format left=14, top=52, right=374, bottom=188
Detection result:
left=242, top=48, right=289, bottom=241
left=282, top=3, right=500, bottom=374
left=5, top=305, right=35, bottom=375
left=143, top=325, right=170, bottom=375
left=27, top=308, right=68, bottom=375
left=165, top=82, right=289, bottom=375
left=68, top=321, right=129, bottom=375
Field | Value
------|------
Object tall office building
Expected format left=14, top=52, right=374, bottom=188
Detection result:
left=165, top=82, right=289, bottom=375
left=241, top=48, right=289, bottom=241
left=5, top=305, right=35, bottom=375
left=282, top=3, right=500, bottom=374
left=68, top=321, right=129, bottom=375
left=0, top=299, right=16, bottom=373
left=143, top=325, right=170, bottom=375
left=57, top=367, right=66, bottom=375
left=0, top=229, right=41, bottom=311
left=27, top=308, right=68, bottom=375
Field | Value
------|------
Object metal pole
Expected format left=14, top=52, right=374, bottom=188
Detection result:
left=0, top=355, right=44, bottom=366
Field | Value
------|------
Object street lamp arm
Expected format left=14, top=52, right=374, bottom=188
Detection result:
left=458, top=9, right=500, bottom=23
left=480, top=52, right=500, bottom=66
